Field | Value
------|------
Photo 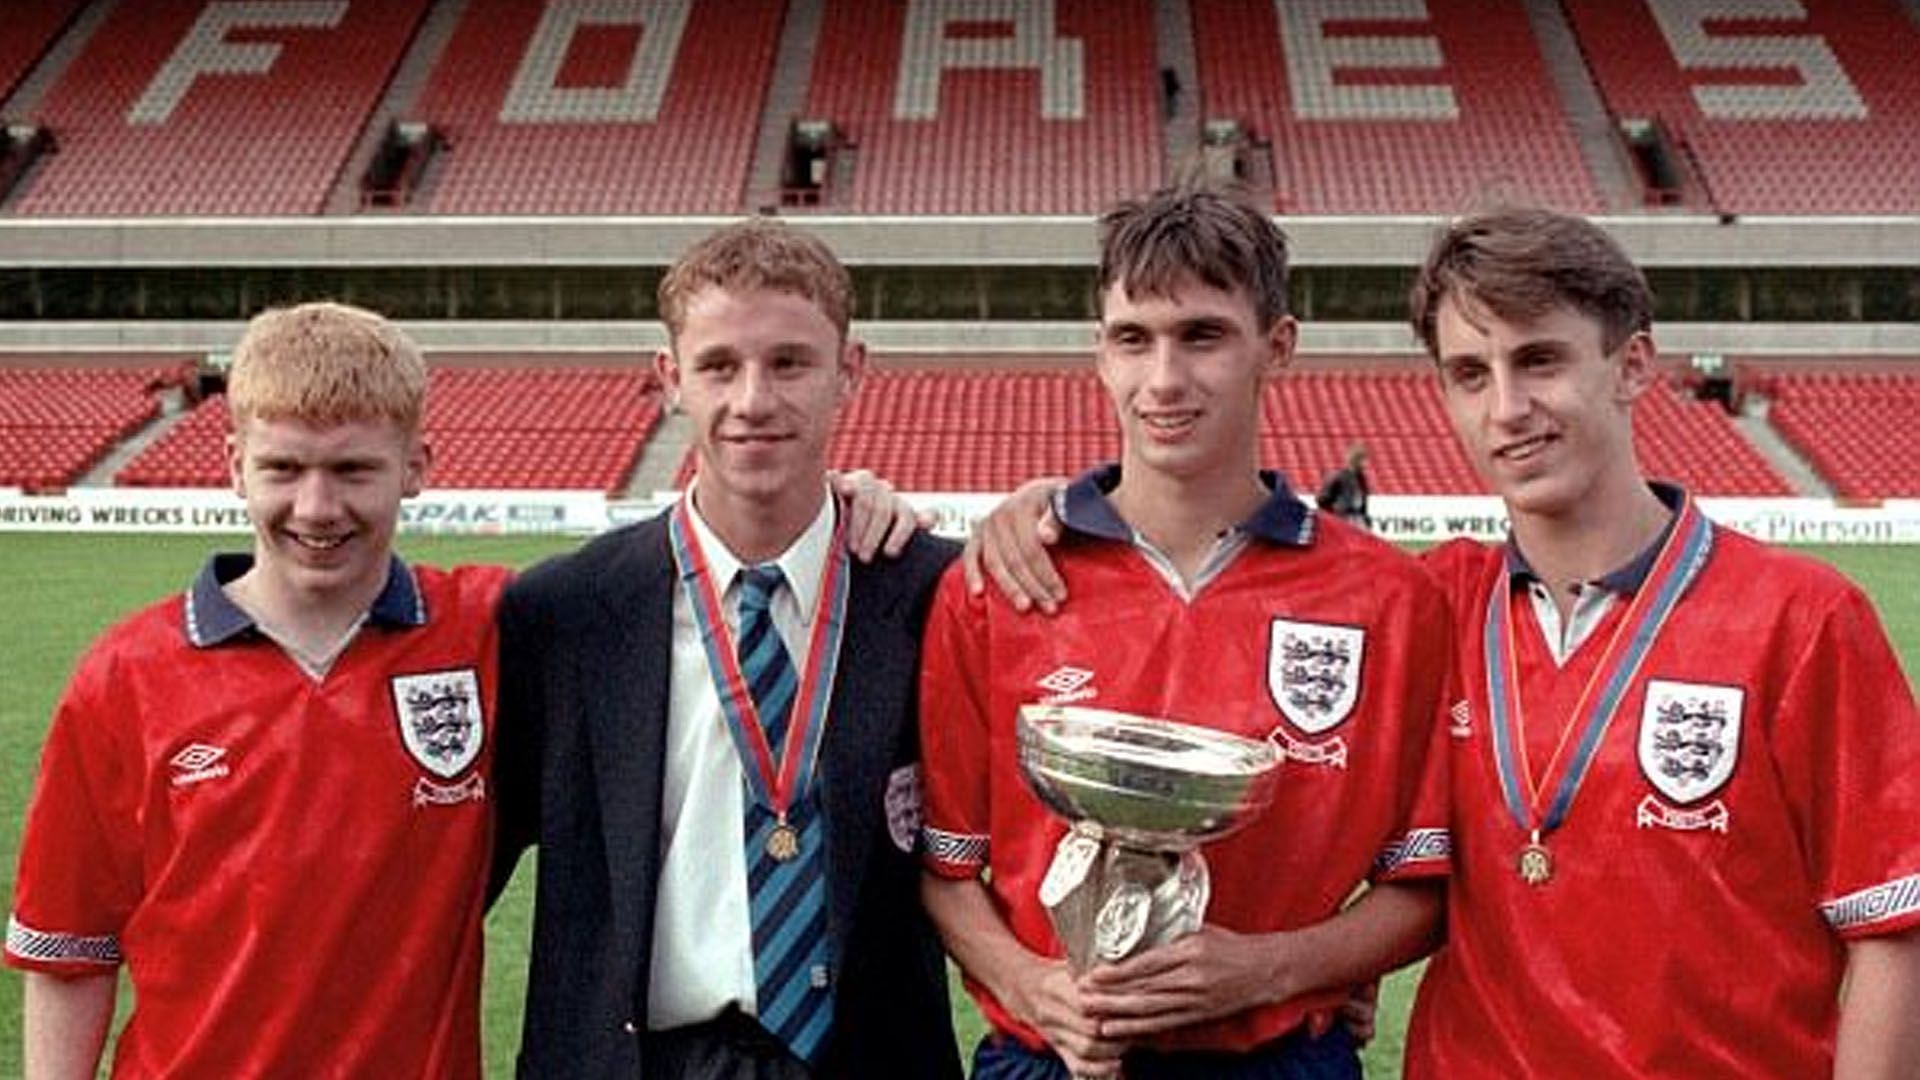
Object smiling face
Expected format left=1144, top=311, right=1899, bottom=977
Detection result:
left=1097, top=276, right=1292, bottom=488
left=657, top=285, right=863, bottom=546
left=229, top=412, right=426, bottom=612
left=1432, top=295, right=1654, bottom=523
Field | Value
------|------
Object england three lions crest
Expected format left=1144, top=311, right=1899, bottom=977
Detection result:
left=1637, top=679, right=1743, bottom=805
left=1267, top=618, right=1365, bottom=736
left=391, top=669, right=485, bottom=779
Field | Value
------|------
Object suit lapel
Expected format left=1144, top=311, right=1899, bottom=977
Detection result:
left=820, top=558, right=910, bottom=970
left=587, top=517, right=676, bottom=995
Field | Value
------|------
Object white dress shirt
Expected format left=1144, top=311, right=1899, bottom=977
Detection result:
left=647, top=485, right=836, bottom=1031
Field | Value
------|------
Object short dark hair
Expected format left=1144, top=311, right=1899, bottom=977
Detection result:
left=659, top=218, right=852, bottom=341
left=1098, top=183, right=1291, bottom=329
left=1409, top=206, right=1653, bottom=358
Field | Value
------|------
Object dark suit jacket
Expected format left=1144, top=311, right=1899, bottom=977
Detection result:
left=491, top=510, right=963, bottom=1079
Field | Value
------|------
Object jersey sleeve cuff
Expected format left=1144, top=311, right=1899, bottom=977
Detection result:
left=1370, top=827, right=1451, bottom=883
left=920, top=825, right=989, bottom=878
left=5, top=914, right=122, bottom=972
left=1821, top=872, right=1920, bottom=939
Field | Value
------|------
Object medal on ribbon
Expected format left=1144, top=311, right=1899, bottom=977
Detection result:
left=669, top=500, right=849, bottom=849
left=1484, top=495, right=1713, bottom=887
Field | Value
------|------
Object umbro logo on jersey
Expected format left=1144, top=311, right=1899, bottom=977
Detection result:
left=169, top=743, right=230, bottom=788
left=1036, top=666, right=1097, bottom=704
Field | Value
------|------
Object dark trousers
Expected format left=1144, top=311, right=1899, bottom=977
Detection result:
left=971, top=1024, right=1359, bottom=1080
left=644, top=1007, right=812, bottom=1080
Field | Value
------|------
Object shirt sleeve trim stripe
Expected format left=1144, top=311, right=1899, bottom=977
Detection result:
left=1821, top=873, right=1920, bottom=934
left=921, top=826, right=988, bottom=869
left=1372, top=827, right=1451, bottom=879
left=6, top=915, right=122, bottom=966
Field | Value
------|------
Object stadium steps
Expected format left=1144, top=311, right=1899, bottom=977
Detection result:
left=1156, top=0, right=1201, bottom=179
left=78, top=387, right=194, bottom=488
left=1735, top=398, right=1832, bottom=498
left=624, top=409, right=692, bottom=499
left=0, top=0, right=99, bottom=117
left=1524, top=0, right=1640, bottom=210
left=744, top=0, right=826, bottom=209
left=327, top=0, right=471, bottom=215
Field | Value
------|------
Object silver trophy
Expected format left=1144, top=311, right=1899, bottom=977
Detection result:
left=1016, top=704, right=1283, bottom=971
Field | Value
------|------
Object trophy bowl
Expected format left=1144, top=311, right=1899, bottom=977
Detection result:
left=1016, top=704, right=1282, bottom=849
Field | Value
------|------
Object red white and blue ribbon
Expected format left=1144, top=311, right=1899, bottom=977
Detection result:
left=669, top=499, right=848, bottom=815
left=1484, top=495, right=1714, bottom=843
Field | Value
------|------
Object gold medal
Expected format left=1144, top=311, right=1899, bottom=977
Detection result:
left=765, top=820, right=801, bottom=862
left=1517, top=831, right=1552, bottom=885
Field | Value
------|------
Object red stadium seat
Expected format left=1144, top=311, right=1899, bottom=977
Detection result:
left=802, top=0, right=1162, bottom=214
left=118, top=363, right=662, bottom=492
left=413, top=0, right=783, bottom=214
left=12, top=0, right=431, bottom=216
left=1191, top=0, right=1603, bottom=214
left=1562, top=0, right=1920, bottom=214
left=1765, top=369, right=1920, bottom=497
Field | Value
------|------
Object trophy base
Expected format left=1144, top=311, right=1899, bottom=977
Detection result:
left=1040, top=823, right=1211, bottom=971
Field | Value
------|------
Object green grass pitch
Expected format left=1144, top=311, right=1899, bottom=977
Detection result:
left=0, top=533, right=1913, bottom=1076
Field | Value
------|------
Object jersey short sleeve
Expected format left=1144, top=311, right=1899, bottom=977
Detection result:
left=8, top=633, right=148, bottom=975
left=1773, top=577, right=1920, bottom=939
left=1369, top=561, right=1455, bottom=884
left=917, top=565, right=994, bottom=879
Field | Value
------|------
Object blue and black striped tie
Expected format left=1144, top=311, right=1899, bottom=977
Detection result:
left=735, top=565, right=833, bottom=1062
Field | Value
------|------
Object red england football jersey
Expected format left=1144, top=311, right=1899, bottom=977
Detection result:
left=7, top=556, right=509, bottom=1079
left=919, top=472, right=1452, bottom=1054
left=1407, top=515, right=1920, bottom=1078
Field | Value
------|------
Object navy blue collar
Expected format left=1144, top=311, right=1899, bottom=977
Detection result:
left=183, top=553, right=427, bottom=647
left=1505, top=482, right=1688, bottom=595
left=1052, top=463, right=1316, bottom=547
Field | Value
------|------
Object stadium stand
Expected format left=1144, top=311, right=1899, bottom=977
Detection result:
left=1562, top=0, right=1920, bottom=214
left=801, top=0, right=1162, bottom=213
left=413, top=0, right=784, bottom=214
left=1633, top=375, right=1791, bottom=496
left=0, top=365, right=167, bottom=491
left=117, top=365, right=662, bottom=491
left=0, top=0, right=84, bottom=102
left=1189, top=0, right=1604, bottom=214
left=12, top=0, right=432, bottom=216
left=1764, top=370, right=1920, bottom=498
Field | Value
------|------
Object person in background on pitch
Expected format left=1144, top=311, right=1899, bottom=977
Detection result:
left=1314, top=442, right=1371, bottom=529
left=917, top=182, right=1452, bottom=1079
left=970, top=205, right=1920, bottom=1078
left=7, top=302, right=509, bottom=1078
left=490, top=218, right=963, bottom=1078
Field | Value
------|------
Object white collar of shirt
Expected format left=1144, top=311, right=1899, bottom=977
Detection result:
left=682, top=480, right=836, bottom=632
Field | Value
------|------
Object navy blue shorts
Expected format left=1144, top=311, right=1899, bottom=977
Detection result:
left=970, top=1024, right=1359, bottom=1080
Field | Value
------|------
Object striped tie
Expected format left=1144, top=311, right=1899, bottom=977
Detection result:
left=735, top=565, right=834, bottom=1062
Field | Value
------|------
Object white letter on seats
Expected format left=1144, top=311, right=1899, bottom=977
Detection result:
left=129, top=1, right=347, bottom=124
left=499, top=0, right=693, bottom=123
left=894, top=0, right=1084, bottom=120
left=1277, top=0, right=1456, bottom=120
left=1647, top=0, right=1865, bottom=119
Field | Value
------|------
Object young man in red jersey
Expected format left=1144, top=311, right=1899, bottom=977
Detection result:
left=8, top=302, right=510, bottom=1078
left=1398, top=206, right=1920, bottom=1078
left=917, top=183, right=1452, bottom=1079
left=970, top=206, right=1920, bottom=1077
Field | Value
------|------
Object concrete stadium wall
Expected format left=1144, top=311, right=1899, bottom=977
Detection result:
left=4, top=214, right=1918, bottom=268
